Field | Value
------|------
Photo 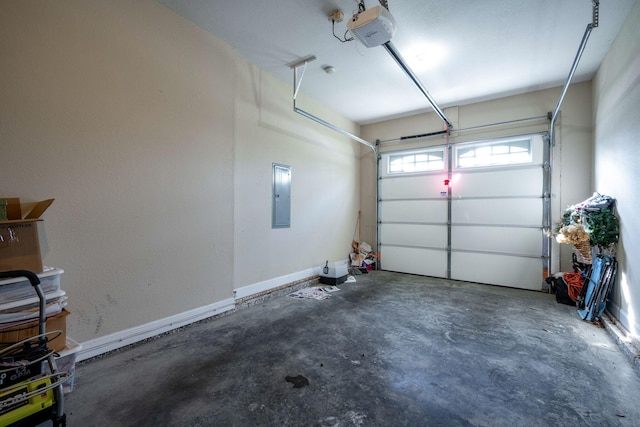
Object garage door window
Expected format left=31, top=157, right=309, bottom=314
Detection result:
left=456, top=139, right=531, bottom=168
left=388, top=149, right=445, bottom=174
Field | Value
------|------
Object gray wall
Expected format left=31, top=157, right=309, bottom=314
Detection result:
left=593, top=0, right=640, bottom=336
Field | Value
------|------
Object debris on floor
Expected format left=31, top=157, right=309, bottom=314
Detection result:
left=288, top=286, right=340, bottom=300
left=350, top=210, right=377, bottom=272
left=285, top=375, right=309, bottom=388
left=349, top=268, right=363, bottom=275
left=319, top=286, right=341, bottom=294
left=349, top=240, right=377, bottom=273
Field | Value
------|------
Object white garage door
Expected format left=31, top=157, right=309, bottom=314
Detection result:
left=378, top=133, right=548, bottom=290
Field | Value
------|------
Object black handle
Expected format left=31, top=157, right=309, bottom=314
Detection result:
left=0, top=269, right=41, bottom=287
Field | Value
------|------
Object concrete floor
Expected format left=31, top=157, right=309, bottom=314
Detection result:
left=59, top=271, right=640, bottom=426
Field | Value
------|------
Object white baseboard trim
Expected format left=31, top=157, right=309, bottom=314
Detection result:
left=603, top=311, right=640, bottom=370
left=607, top=301, right=639, bottom=337
left=76, top=266, right=328, bottom=362
left=233, top=266, right=320, bottom=300
left=76, top=297, right=235, bottom=362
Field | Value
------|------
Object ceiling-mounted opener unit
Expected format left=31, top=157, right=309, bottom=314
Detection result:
left=347, top=5, right=396, bottom=48
left=347, top=1, right=452, bottom=130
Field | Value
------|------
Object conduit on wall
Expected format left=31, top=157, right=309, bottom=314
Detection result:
left=289, top=55, right=377, bottom=154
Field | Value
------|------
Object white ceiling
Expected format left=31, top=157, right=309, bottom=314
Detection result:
left=156, top=0, right=634, bottom=125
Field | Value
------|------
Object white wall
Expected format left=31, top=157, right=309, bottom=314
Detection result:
left=0, top=0, right=236, bottom=342
left=360, top=82, right=594, bottom=276
left=233, top=60, right=361, bottom=291
left=593, top=0, right=640, bottom=336
left=0, top=0, right=361, bottom=347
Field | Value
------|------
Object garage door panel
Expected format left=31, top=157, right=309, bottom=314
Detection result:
left=451, top=252, right=542, bottom=290
left=452, top=199, right=542, bottom=225
left=453, top=168, right=542, bottom=197
left=381, top=224, right=447, bottom=248
left=380, top=200, right=448, bottom=223
left=378, top=134, right=547, bottom=290
left=452, top=226, right=541, bottom=255
left=380, top=175, right=446, bottom=199
left=381, top=246, right=448, bottom=278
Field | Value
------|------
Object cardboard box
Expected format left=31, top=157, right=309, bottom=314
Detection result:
left=0, top=309, right=69, bottom=352
left=0, top=198, right=21, bottom=221
left=0, top=198, right=54, bottom=274
left=0, top=219, right=43, bottom=273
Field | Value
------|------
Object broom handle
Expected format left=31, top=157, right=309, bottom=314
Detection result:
left=358, top=210, right=361, bottom=246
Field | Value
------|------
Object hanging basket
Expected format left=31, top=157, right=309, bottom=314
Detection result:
left=573, top=240, right=592, bottom=265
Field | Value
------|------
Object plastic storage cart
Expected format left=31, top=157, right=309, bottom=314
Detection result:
left=0, top=270, right=68, bottom=427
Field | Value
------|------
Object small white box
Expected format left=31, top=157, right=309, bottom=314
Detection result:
left=319, top=260, right=349, bottom=285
